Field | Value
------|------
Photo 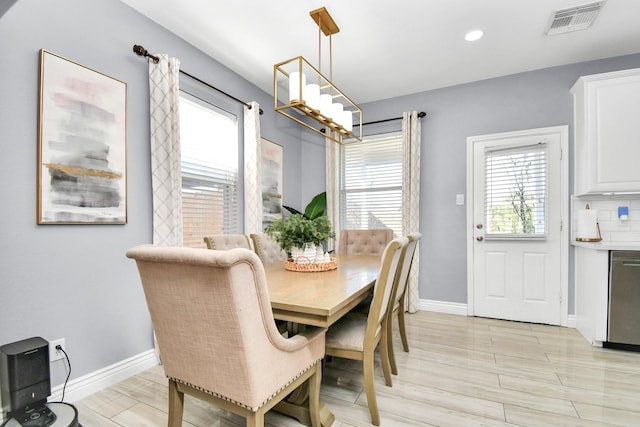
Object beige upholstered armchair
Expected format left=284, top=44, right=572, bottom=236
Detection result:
left=338, top=229, right=394, bottom=256
left=126, top=246, right=326, bottom=427
left=250, top=233, right=287, bottom=264
left=203, top=234, right=253, bottom=250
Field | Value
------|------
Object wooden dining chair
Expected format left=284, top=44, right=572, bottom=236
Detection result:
left=387, top=232, right=421, bottom=375
left=324, top=236, right=408, bottom=426
left=338, top=229, right=394, bottom=256
left=203, top=234, right=253, bottom=250
left=126, top=245, right=326, bottom=427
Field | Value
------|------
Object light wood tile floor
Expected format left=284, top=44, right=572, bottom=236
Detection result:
left=75, top=311, right=640, bottom=426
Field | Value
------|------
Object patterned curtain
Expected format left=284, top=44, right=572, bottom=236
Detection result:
left=243, top=101, right=262, bottom=234
left=402, top=111, right=421, bottom=313
left=149, top=55, right=182, bottom=247
left=325, top=131, right=341, bottom=253
left=148, top=55, right=181, bottom=362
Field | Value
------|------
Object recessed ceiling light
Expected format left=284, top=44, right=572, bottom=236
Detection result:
left=465, top=30, right=484, bottom=41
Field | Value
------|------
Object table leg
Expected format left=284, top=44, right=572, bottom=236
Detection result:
left=273, top=378, right=335, bottom=427
left=273, top=400, right=335, bottom=427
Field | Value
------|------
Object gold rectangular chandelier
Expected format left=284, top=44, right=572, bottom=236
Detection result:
left=274, top=7, right=362, bottom=144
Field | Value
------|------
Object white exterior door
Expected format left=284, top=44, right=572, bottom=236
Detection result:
left=467, top=126, right=568, bottom=326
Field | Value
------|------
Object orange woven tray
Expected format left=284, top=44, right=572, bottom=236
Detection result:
left=284, top=257, right=338, bottom=272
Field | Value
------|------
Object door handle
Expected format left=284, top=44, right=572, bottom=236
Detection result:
left=476, top=224, right=483, bottom=229
left=476, top=236, right=483, bottom=242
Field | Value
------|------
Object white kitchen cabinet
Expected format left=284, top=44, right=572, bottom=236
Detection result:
left=574, top=245, right=608, bottom=345
left=573, top=240, right=640, bottom=346
left=571, top=68, right=640, bottom=195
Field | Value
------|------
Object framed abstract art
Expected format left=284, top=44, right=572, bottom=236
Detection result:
left=37, top=49, right=127, bottom=224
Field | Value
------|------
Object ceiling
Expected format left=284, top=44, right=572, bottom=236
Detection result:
left=120, top=0, right=640, bottom=104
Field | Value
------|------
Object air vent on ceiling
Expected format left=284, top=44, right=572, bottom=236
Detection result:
left=545, top=1, right=605, bottom=35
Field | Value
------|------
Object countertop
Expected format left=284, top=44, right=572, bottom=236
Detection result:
left=572, top=240, right=640, bottom=251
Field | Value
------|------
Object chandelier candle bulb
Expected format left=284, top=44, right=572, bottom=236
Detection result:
left=319, top=93, right=333, bottom=118
left=331, top=102, right=344, bottom=126
left=342, top=110, right=353, bottom=132
left=305, top=83, right=320, bottom=110
left=289, top=72, right=306, bottom=102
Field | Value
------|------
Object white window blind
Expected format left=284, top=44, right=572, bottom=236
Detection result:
left=484, top=143, right=547, bottom=237
left=179, top=92, right=239, bottom=248
left=340, top=132, right=403, bottom=236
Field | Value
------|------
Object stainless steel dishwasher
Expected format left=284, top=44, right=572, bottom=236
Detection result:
left=606, top=251, right=640, bottom=350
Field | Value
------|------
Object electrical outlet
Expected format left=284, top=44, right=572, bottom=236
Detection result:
left=49, top=338, right=66, bottom=362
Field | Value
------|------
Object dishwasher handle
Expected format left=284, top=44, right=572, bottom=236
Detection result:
left=611, top=251, right=640, bottom=264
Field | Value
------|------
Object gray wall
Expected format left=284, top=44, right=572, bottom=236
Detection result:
left=3, top=0, right=640, bottom=391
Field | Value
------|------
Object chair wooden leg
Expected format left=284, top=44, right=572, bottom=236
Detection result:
left=387, top=311, right=398, bottom=376
left=167, top=380, right=184, bottom=427
left=363, top=351, right=381, bottom=426
left=398, top=309, right=409, bottom=352
left=308, top=363, right=322, bottom=427
left=380, top=330, right=393, bottom=387
left=246, top=411, right=264, bottom=427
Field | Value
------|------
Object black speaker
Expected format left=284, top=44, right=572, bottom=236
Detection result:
left=0, top=337, right=51, bottom=419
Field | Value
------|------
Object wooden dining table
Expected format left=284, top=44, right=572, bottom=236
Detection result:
left=263, top=254, right=381, bottom=427
left=264, top=254, right=381, bottom=327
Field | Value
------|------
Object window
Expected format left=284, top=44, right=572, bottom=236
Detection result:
left=484, top=143, right=547, bottom=238
left=179, top=92, right=239, bottom=248
left=340, top=132, right=403, bottom=236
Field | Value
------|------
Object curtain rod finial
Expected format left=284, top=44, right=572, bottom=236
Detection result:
left=132, top=44, right=146, bottom=56
left=133, top=44, right=159, bottom=63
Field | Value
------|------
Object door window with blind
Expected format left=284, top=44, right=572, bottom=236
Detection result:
left=340, top=132, right=403, bottom=236
left=179, top=92, right=239, bottom=248
left=484, top=142, right=547, bottom=239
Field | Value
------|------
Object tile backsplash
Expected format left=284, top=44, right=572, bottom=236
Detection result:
left=572, top=195, right=640, bottom=242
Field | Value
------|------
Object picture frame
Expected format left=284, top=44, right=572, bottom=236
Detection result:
left=37, top=49, right=127, bottom=224
left=260, top=138, right=283, bottom=230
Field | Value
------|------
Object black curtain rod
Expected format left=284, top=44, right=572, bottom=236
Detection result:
left=356, top=111, right=426, bottom=127
left=320, top=111, right=425, bottom=133
left=132, top=44, right=263, bottom=115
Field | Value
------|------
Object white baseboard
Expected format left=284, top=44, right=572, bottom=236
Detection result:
left=416, top=298, right=578, bottom=328
left=50, top=349, right=159, bottom=403
left=417, top=298, right=468, bottom=316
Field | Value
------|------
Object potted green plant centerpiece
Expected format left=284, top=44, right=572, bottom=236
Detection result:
left=265, top=192, right=334, bottom=264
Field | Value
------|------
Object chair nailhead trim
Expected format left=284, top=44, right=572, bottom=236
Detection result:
left=167, top=358, right=321, bottom=412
